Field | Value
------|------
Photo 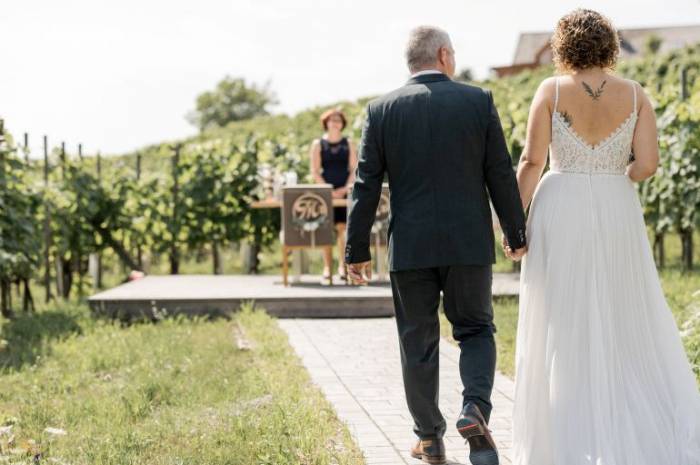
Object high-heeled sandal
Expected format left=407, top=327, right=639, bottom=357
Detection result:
left=320, top=270, right=332, bottom=285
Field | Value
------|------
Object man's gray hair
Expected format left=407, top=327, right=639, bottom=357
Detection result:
left=405, top=26, right=452, bottom=73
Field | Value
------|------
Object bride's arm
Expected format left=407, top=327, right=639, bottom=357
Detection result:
left=627, top=82, right=659, bottom=182
left=516, top=79, right=552, bottom=211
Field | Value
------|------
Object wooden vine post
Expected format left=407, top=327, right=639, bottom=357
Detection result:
left=679, top=66, right=694, bottom=271
left=135, top=152, right=143, bottom=269
left=96, top=151, right=103, bottom=288
left=0, top=120, right=11, bottom=318
left=76, top=143, right=85, bottom=297
left=170, top=144, right=182, bottom=274
left=54, top=142, right=67, bottom=298
left=43, top=135, right=53, bottom=302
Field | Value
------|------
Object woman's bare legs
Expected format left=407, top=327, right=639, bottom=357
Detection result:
left=336, top=223, right=347, bottom=278
left=322, top=245, right=333, bottom=278
left=321, top=223, right=347, bottom=279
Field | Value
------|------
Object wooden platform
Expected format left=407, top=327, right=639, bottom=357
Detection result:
left=88, top=273, right=520, bottom=319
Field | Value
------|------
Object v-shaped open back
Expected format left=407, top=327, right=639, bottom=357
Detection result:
left=549, top=78, right=638, bottom=175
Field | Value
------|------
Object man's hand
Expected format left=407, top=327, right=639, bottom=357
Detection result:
left=332, top=187, right=347, bottom=199
left=507, top=246, right=527, bottom=261
left=502, top=235, right=527, bottom=262
left=347, top=261, right=372, bottom=285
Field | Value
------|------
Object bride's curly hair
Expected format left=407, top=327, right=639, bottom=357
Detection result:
left=551, top=9, right=620, bottom=73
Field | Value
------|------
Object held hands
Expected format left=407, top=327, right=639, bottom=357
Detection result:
left=347, top=261, right=372, bottom=285
left=502, top=235, right=527, bottom=262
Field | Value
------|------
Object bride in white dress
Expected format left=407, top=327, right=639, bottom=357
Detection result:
left=509, top=9, right=700, bottom=465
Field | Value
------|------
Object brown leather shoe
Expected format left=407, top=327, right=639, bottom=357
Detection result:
left=410, top=437, right=447, bottom=464
left=456, top=402, right=499, bottom=465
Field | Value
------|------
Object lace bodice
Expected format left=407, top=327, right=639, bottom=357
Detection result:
left=549, top=78, right=638, bottom=175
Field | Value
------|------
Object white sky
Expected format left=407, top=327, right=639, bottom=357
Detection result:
left=1, top=0, right=699, bottom=156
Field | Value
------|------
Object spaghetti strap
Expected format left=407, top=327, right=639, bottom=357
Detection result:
left=632, top=81, right=638, bottom=115
left=554, top=77, right=560, bottom=112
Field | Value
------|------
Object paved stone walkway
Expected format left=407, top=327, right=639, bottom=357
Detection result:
left=279, top=318, right=514, bottom=465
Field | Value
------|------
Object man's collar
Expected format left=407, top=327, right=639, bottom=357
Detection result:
left=406, top=72, right=451, bottom=86
left=410, top=69, right=443, bottom=78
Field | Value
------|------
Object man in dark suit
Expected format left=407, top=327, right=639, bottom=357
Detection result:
left=345, top=26, right=527, bottom=465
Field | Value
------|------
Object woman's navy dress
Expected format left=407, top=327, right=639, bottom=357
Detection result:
left=320, top=137, right=350, bottom=224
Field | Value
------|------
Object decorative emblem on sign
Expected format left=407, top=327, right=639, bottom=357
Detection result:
left=292, top=192, right=329, bottom=233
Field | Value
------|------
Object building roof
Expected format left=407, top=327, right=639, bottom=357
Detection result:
left=513, top=32, right=552, bottom=65
left=512, top=24, right=700, bottom=65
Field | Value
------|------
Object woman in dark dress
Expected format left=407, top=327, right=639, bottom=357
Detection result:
left=310, top=108, right=357, bottom=281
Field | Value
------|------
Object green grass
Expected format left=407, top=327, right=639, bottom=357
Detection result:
left=439, top=297, right=519, bottom=378
left=0, top=304, right=364, bottom=465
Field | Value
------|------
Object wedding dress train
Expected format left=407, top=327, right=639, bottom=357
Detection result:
left=512, top=79, right=700, bottom=465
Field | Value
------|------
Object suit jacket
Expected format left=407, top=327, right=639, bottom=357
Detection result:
left=345, top=72, right=526, bottom=271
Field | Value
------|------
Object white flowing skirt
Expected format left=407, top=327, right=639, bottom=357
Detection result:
left=512, top=170, right=700, bottom=465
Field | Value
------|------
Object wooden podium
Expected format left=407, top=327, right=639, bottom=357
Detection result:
left=280, top=185, right=335, bottom=286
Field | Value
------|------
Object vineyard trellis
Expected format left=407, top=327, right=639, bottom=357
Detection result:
left=0, top=125, right=288, bottom=310
left=0, top=42, right=699, bottom=317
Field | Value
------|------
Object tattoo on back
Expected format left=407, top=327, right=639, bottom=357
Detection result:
left=560, top=110, right=573, bottom=127
left=582, top=80, right=607, bottom=101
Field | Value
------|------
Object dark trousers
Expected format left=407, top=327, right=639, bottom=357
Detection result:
left=390, top=265, right=496, bottom=439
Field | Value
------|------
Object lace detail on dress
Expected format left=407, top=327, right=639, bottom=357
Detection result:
left=549, top=79, right=637, bottom=175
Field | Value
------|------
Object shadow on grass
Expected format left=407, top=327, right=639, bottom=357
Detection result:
left=0, top=299, right=238, bottom=373
left=0, top=307, right=85, bottom=372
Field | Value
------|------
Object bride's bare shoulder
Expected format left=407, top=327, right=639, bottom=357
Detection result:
left=535, top=76, right=560, bottom=96
left=602, top=73, right=643, bottom=92
left=616, top=77, right=649, bottom=112
left=621, top=77, right=644, bottom=92
left=537, top=76, right=558, bottom=91
left=530, top=77, right=558, bottom=109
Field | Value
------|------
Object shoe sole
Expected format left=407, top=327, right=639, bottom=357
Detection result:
left=456, top=417, right=499, bottom=465
left=409, top=451, right=447, bottom=465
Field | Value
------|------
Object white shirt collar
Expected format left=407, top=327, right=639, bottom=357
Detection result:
left=410, top=69, right=443, bottom=78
